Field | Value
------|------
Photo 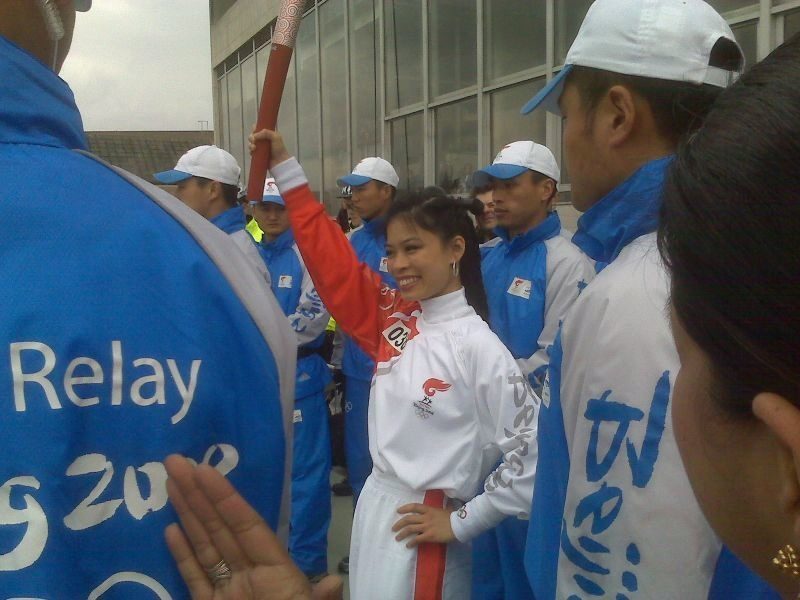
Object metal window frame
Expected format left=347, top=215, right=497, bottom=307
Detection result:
left=772, top=0, right=800, bottom=45
left=212, top=0, right=790, bottom=195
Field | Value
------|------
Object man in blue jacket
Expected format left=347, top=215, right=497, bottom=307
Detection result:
left=472, top=141, right=594, bottom=600
left=0, top=2, right=294, bottom=596
left=334, top=156, right=398, bottom=574
left=155, top=145, right=270, bottom=282
left=251, top=179, right=333, bottom=582
left=521, top=0, right=778, bottom=597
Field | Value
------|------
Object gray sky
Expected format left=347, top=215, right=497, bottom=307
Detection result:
left=61, top=1, right=214, bottom=132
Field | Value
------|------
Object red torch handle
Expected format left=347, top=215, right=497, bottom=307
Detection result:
left=246, top=44, right=294, bottom=201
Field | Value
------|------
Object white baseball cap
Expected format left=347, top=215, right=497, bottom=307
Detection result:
left=337, top=157, right=399, bottom=188
left=472, top=141, right=560, bottom=187
left=252, top=177, right=285, bottom=207
left=521, top=0, right=743, bottom=116
left=74, top=0, right=92, bottom=11
left=154, top=145, right=241, bottom=186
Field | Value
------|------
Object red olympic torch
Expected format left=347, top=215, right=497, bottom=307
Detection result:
left=246, top=0, right=305, bottom=201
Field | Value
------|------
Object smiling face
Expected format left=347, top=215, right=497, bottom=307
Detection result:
left=475, top=189, right=497, bottom=232
left=385, top=217, right=464, bottom=302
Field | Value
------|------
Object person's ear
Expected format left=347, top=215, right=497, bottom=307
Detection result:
left=540, top=179, right=556, bottom=207
left=603, top=85, right=637, bottom=148
left=752, top=392, right=800, bottom=542
left=208, top=180, right=223, bottom=202
left=449, top=236, right=466, bottom=264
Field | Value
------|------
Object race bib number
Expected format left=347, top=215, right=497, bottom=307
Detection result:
left=278, top=275, right=293, bottom=288
left=507, top=277, right=531, bottom=300
left=382, top=321, right=410, bottom=352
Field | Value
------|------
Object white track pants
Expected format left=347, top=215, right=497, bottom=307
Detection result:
left=349, top=471, right=472, bottom=600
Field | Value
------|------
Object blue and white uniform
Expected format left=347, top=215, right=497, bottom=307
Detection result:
left=212, top=205, right=272, bottom=283
left=261, top=228, right=332, bottom=577
left=0, top=35, right=294, bottom=598
left=481, top=212, right=594, bottom=392
left=342, top=218, right=396, bottom=502
left=525, top=157, right=779, bottom=599
left=475, top=211, right=594, bottom=600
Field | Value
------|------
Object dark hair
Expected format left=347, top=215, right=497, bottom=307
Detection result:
left=529, top=170, right=558, bottom=205
left=569, top=38, right=743, bottom=145
left=386, top=190, right=490, bottom=323
left=658, top=34, right=800, bottom=416
left=471, top=182, right=492, bottom=196
left=336, top=206, right=350, bottom=233
left=194, top=176, right=240, bottom=207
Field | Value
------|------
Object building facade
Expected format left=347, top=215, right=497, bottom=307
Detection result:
left=211, top=0, right=800, bottom=213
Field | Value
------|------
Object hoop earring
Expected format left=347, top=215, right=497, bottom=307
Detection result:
left=451, top=261, right=460, bottom=277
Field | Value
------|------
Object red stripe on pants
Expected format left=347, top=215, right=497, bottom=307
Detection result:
left=413, top=489, right=448, bottom=600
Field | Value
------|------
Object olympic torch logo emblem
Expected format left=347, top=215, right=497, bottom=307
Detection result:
left=414, top=378, right=451, bottom=419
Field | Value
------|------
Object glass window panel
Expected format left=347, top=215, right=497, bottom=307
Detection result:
left=706, top=0, right=756, bottom=14
left=785, top=11, right=800, bottom=41
left=350, top=0, right=379, bottom=161
left=429, top=0, right=477, bottom=97
left=731, top=21, right=757, bottom=71
left=241, top=55, right=257, bottom=179
left=484, top=0, right=546, bottom=82
left=555, top=0, right=594, bottom=65
left=435, top=97, right=478, bottom=195
left=277, top=56, right=298, bottom=161
left=218, top=74, right=228, bottom=149
left=256, top=44, right=269, bottom=105
left=489, top=79, right=546, bottom=163
left=390, top=113, right=424, bottom=192
left=385, top=0, right=423, bottom=111
left=320, top=0, right=348, bottom=213
left=227, top=66, right=245, bottom=175
left=296, top=14, right=321, bottom=197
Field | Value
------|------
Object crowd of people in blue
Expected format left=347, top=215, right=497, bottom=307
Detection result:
left=2, top=0, right=800, bottom=598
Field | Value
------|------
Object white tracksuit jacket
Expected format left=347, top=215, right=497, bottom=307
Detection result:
left=272, top=157, right=539, bottom=598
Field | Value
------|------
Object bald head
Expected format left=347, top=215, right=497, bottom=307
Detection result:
left=0, top=0, right=77, bottom=72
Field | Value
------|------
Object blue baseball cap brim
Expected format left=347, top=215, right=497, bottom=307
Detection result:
left=154, top=169, right=193, bottom=184
left=337, top=174, right=372, bottom=187
left=260, top=195, right=286, bottom=207
left=471, top=164, right=529, bottom=188
left=521, top=64, right=573, bottom=116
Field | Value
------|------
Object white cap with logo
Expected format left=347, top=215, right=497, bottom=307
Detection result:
left=258, top=177, right=285, bottom=207
left=521, top=0, right=743, bottom=116
left=337, top=157, right=400, bottom=188
left=154, top=145, right=241, bottom=187
left=472, top=141, right=560, bottom=188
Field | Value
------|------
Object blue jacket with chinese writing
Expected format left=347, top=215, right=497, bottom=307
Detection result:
left=524, top=158, right=778, bottom=598
left=480, top=212, right=594, bottom=393
left=341, top=217, right=396, bottom=382
left=0, top=35, right=295, bottom=598
left=261, top=229, right=331, bottom=398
